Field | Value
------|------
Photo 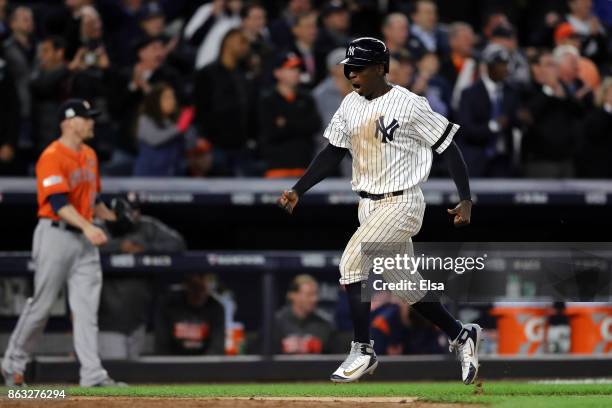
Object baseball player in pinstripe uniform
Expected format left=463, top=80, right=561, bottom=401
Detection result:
left=278, top=38, right=482, bottom=384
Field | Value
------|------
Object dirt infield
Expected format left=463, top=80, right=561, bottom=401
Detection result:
left=1, top=396, right=480, bottom=408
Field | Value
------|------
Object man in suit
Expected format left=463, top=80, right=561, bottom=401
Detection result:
left=456, top=44, right=520, bottom=177
left=287, top=12, right=319, bottom=89
left=408, top=0, right=450, bottom=59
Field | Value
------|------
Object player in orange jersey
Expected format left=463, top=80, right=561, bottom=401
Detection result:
left=2, top=99, right=125, bottom=387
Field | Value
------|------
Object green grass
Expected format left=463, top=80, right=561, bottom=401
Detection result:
left=3, top=382, right=612, bottom=407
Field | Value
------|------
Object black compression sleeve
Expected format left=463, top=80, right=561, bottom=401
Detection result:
left=440, top=140, right=471, bottom=201
left=292, top=143, right=347, bottom=196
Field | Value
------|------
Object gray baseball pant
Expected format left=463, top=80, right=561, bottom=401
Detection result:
left=2, top=219, right=108, bottom=386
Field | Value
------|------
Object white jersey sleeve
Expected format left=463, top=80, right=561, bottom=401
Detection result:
left=409, top=96, right=459, bottom=154
left=323, top=97, right=351, bottom=149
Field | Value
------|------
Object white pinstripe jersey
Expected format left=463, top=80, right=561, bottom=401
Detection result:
left=324, top=85, right=459, bottom=194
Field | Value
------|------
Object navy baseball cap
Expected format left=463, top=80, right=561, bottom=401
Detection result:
left=140, top=2, right=164, bottom=21
left=321, top=1, right=347, bottom=18
left=57, top=99, right=100, bottom=124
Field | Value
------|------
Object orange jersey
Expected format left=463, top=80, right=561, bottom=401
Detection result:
left=36, top=140, right=100, bottom=221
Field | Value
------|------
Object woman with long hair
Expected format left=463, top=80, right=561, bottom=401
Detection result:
left=133, top=83, right=185, bottom=176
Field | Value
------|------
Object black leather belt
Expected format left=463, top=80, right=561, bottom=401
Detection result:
left=358, top=190, right=405, bottom=201
left=50, top=220, right=82, bottom=233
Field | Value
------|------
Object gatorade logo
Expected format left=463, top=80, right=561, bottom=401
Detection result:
left=524, top=316, right=546, bottom=343
left=601, top=317, right=612, bottom=342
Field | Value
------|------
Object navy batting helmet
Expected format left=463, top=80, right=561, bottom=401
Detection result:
left=340, top=37, right=390, bottom=74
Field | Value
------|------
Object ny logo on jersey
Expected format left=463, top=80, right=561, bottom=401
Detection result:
left=347, top=46, right=355, bottom=56
left=374, top=115, right=399, bottom=143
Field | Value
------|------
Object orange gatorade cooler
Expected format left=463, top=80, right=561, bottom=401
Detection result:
left=565, top=302, right=612, bottom=354
left=490, top=302, right=554, bottom=355
left=225, top=322, right=245, bottom=355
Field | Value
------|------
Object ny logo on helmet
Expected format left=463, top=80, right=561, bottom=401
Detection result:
left=374, top=115, right=399, bottom=143
left=347, top=46, right=355, bottom=56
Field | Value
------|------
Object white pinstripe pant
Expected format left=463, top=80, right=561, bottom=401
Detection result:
left=339, top=187, right=428, bottom=304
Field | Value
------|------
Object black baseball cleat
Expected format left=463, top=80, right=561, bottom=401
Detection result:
left=449, top=323, right=483, bottom=385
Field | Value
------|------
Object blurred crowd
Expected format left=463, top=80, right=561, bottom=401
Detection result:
left=0, top=0, right=611, bottom=178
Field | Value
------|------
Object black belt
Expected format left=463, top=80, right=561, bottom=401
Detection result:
left=358, top=190, right=406, bottom=201
left=50, top=220, right=82, bottom=233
